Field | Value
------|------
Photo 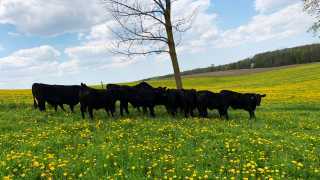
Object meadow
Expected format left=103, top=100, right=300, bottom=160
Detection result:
left=0, top=63, right=319, bottom=179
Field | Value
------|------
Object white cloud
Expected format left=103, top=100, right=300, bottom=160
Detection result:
left=0, top=0, right=107, bottom=36
left=0, top=0, right=316, bottom=88
left=214, top=2, right=314, bottom=48
left=0, top=44, right=4, bottom=51
left=255, top=0, right=300, bottom=13
left=0, top=46, right=78, bottom=88
left=64, top=1, right=313, bottom=69
left=65, top=0, right=219, bottom=67
left=7, top=32, right=21, bottom=37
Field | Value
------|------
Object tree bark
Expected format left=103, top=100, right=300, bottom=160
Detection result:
left=164, top=0, right=183, bottom=89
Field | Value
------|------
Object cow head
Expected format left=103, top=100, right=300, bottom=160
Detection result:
left=255, top=94, right=266, bottom=106
left=80, top=83, right=88, bottom=87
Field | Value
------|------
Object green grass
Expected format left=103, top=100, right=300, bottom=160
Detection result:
left=0, top=63, right=320, bottom=179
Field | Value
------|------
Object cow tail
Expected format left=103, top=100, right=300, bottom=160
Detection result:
left=33, top=96, right=38, bottom=109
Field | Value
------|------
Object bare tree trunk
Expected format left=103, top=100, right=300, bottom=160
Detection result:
left=164, top=0, right=183, bottom=89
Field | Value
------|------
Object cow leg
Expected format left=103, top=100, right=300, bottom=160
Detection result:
left=88, top=108, right=94, bottom=120
left=143, top=106, right=148, bottom=114
left=54, top=105, right=58, bottom=112
left=59, top=104, right=66, bottom=112
left=224, top=109, right=229, bottom=120
left=120, top=101, right=129, bottom=116
left=110, top=107, right=114, bottom=117
left=105, top=107, right=110, bottom=117
left=198, top=106, right=207, bottom=118
left=69, top=105, right=74, bottom=113
left=203, top=108, right=208, bottom=118
left=218, top=109, right=223, bottom=119
left=248, top=111, right=255, bottom=128
left=33, top=97, right=38, bottom=109
left=190, top=108, right=195, bottom=117
left=170, top=108, right=176, bottom=117
left=149, top=106, right=155, bottom=117
left=218, top=108, right=228, bottom=120
left=80, top=104, right=86, bottom=119
left=125, top=102, right=129, bottom=115
left=39, top=100, right=46, bottom=111
left=249, top=111, right=255, bottom=119
left=184, top=108, right=188, bottom=118
left=120, top=101, right=124, bottom=116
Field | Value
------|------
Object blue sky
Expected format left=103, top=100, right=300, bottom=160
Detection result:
left=0, top=0, right=318, bottom=89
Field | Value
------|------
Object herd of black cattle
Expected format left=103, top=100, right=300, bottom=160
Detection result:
left=32, top=82, right=266, bottom=120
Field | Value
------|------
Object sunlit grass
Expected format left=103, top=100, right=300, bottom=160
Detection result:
left=0, top=63, right=319, bottom=179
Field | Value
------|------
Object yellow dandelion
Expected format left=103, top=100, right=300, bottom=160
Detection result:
left=32, top=161, right=40, bottom=168
left=3, top=176, right=11, bottom=180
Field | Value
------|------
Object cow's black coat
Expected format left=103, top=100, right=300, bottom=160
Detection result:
left=196, top=90, right=229, bottom=119
left=32, top=83, right=80, bottom=112
left=220, top=90, right=266, bottom=119
left=106, top=82, right=165, bottom=116
left=165, top=89, right=197, bottom=117
left=79, top=83, right=116, bottom=119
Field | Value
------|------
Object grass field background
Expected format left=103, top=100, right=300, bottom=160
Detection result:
left=0, top=63, right=319, bottom=179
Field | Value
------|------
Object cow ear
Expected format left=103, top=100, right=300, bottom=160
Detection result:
left=261, top=94, right=266, bottom=98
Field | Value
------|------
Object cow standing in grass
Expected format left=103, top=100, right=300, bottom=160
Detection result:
left=32, top=83, right=80, bottom=112
left=79, top=83, right=116, bottom=119
left=165, top=89, right=197, bottom=117
left=220, top=90, right=266, bottom=119
left=196, top=90, right=229, bottom=119
left=107, top=82, right=165, bottom=116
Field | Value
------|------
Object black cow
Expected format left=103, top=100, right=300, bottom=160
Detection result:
left=32, top=83, right=80, bottom=112
left=79, top=83, right=116, bottom=119
left=106, top=84, right=132, bottom=115
left=196, top=90, right=229, bottom=119
left=179, top=89, right=197, bottom=117
left=106, top=82, right=161, bottom=116
left=165, top=89, right=181, bottom=116
left=165, top=89, right=197, bottom=117
left=220, top=90, right=266, bottom=119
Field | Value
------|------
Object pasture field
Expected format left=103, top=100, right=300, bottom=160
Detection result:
left=0, top=63, right=320, bottom=179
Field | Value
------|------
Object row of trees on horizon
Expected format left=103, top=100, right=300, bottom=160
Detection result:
left=142, top=43, right=320, bottom=80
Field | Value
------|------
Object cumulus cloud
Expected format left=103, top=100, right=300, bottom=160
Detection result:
left=0, top=0, right=107, bottom=36
left=0, top=46, right=78, bottom=88
left=214, top=2, right=313, bottom=48
left=255, top=0, right=300, bottom=13
left=64, top=0, right=312, bottom=68
left=0, top=0, right=316, bottom=88
left=65, top=0, right=219, bottom=67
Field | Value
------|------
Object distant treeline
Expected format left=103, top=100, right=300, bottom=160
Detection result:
left=144, top=43, right=320, bottom=80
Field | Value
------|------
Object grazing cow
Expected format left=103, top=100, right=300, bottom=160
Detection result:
left=79, top=83, right=116, bottom=119
left=220, top=90, right=266, bottom=119
left=32, top=83, right=80, bottom=112
left=196, top=90, right=229, bottom=119
left=165, top=89, right=197, bottom=117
